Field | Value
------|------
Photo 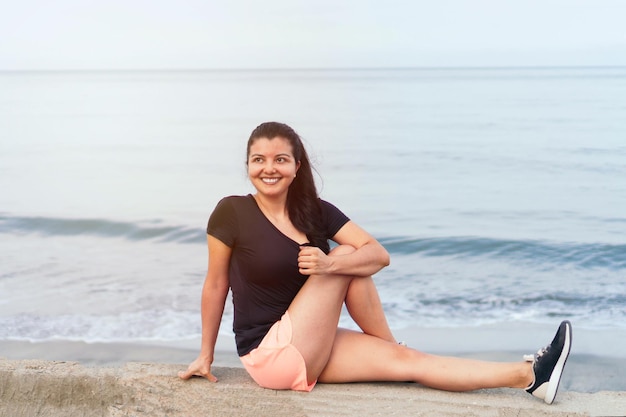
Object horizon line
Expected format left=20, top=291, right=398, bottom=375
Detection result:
left=1, top=64, right=626, bottom=74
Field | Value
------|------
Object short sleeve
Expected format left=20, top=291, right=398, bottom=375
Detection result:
left=207, top=197, right=238, bottom=247
left=320, top=199, right=350, bottom=238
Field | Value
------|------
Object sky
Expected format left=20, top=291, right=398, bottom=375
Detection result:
left=1, top=0, right=625, bottom=70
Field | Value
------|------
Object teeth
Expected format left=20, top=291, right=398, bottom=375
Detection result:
left=262, top=178, right=279, bottom=184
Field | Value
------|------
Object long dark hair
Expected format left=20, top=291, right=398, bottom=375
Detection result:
left=247, top=122, right=330, bottom=253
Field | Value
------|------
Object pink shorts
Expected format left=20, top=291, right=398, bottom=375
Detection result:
left=240, top=312, right=316, bottom=392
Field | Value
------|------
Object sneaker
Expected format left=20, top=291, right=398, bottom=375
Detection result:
left=524, top=320, right=572, bottom=404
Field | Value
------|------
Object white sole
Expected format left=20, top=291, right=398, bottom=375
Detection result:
left=544, top=321, right=572, bottom=404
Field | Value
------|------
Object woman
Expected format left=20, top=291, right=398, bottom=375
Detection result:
left=179, top=121, right=572, bottom=405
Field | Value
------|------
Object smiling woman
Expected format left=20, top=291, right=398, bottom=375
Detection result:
left=248, top=138, right=300, bottom=200
left=179, top=121, right=572, bottom=404
left=246, top=122, right=331, bottom=253
left=247, top=136, right=308, bottom=246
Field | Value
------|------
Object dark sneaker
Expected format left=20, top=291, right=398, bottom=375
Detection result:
left=524, top=320, right=572, bottom=404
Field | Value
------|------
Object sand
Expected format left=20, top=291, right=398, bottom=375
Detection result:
left=1, top=337, right=625, bottom=393
left=2, top=358, right=625, bottom=417
left=2, top=338, right=626, bottom=417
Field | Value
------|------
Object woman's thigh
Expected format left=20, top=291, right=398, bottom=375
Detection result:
left=287, top=245, right=356, bottom=382
left=318, top=328, right=417, bottom=383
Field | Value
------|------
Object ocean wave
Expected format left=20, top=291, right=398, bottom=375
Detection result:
left=0, top=310, right=204, bottom=344
left=2, top=290, right=624, bottom=344
left=2, top=215, right=624, bottom=270
left=378, top=236, right=626, bottom=270
left=0, top=214, right=207, bottom=244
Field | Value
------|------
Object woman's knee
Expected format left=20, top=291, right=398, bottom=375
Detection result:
left=329, top=244, right=356, bottom=256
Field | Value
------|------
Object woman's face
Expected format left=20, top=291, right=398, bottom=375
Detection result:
left=247, top=136, right=300, bottom=199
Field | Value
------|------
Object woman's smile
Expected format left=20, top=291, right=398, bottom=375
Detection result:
left=248, top=136, right=300, bottom=198
left=262, top=177, right=281, bottom=185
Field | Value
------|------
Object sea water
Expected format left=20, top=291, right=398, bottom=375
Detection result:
left=1, top=68, right=625, bottom=354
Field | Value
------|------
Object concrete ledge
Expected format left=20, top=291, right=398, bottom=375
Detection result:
left=1, top=359, right=624, bottom=417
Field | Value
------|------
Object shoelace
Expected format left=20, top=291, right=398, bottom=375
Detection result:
left=523, top=345, right=549, bottom=363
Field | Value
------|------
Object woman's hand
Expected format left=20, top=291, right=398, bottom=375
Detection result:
left=298, top=245, right=334, bottom=276
left=178, top=355, right=218, bottom=382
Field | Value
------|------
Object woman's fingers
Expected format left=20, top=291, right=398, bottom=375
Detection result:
left=298, top=246, right=331, bottom=275
left=298, top=247, right=316, bottom=273
left=178, top=361, right=218, bottom=382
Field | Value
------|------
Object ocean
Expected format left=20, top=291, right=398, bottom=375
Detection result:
left=1, top=67, right=625, bottom=360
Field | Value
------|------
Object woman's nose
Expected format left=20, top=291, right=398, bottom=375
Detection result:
left=264, top=161, right=276, bottom=172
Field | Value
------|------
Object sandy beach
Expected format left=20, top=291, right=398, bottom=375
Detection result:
left=1, top=340, right=626, bottom=417
left=2, top=358, right=625, bottom=417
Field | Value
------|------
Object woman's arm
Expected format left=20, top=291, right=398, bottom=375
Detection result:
left=298, top=220, right=390, bottom=278
left=179, top=235, right=231, bottom=381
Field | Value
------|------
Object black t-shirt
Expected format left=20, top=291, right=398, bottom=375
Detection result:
left=207, top=194, right=350, bottom=356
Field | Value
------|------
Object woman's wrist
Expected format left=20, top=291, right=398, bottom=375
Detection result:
left=198, top=347, right=215, bottom=363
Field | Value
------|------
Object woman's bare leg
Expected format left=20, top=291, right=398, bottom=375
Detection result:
left=319, top=329, right=533, bottom=391
left=303, top=244, right=396, bottom=343
left=344, top=276, right=396, bottom=343
left=289, top=245, right=533, bottom=390
left=288, top=245, right=358, bottom=383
